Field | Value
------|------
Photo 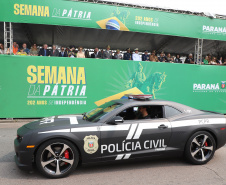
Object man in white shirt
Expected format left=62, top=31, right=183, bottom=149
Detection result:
left=132, top=48, right=141, bottom=61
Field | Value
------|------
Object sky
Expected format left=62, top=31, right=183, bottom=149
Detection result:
left=103, top=0, right=226, bottom=16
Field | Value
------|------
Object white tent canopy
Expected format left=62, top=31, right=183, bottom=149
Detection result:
left=1, top=22, right=225, bottom=57
left=102, top=0, right=226, bottom=17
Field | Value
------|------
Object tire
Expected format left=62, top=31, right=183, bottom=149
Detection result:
left=36, top=139, right=79, bottom=178
left=185, top=131, right=216, bottom=165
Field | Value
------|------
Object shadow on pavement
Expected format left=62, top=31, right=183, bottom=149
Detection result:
left=0, top=154, right=192, bottom=180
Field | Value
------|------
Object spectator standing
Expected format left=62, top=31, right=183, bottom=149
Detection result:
left=130, top=50, right=134, bottom=59
left=30, top=44, right=39, bottom=56
left=158, top=51, right=167, bottom=62
left=0, top=43, right=4, bottom=54
left=85, top=50, right=89, bottom=58
left=174, top=54, right=181, bottom=63
left=101, top=49, right=104, bottom=57
left=16, top=48, right=27, bottom=56
left=217, top=57, right=223, bottom=65
left=184, top=53, right=194, bottom=64
left=132, top=48, right=141, bottom=61
left=150, top=50, right=158, bottom=62
left=59, top=47, right=67, bottom=57
left=91, top=48, right=102, bottom=58
left=22, top=43, right=30, bottom=54
left=203, top=56, right=209, bottom=65
left=13, top=42, right=18, bottom=54
left=51, top=45, right=59, bottom=57
left=210, top=57, right=217, bottom=65
left=103, top=45, right=112, bottom=59
left=171, top=56, right=175, bottom=62
left=75, top=49, right=78, bottom=56
left=123, top=48, right=132, bottom=60
left=65, top=47, right=70, bottom=56
left=166, top=53, right=173, bottom=62
left=16, top=44, right=19, bottom=51
left=39, top=44, right=51, bottom=56
left=207, top=54, right=212, bottom=63
left=223, top=59, right=226, bottom=65
left=149, top=55, right=155, bottom=62
left=77, top=47, right=85, bottom=58
left=114, top=49, right=123, bottom=60
left=100, top=49, right=104, bottom=58
left=209, top=57, right=213, bottom=64
left=68, top=46, right=76, bottom=58
left=142, top=50, right=150, bottom=61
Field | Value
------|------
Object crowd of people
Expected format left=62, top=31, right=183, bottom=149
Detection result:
left=0, top=42, right=225, bottom=65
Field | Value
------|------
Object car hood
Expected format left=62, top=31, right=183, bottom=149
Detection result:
left=24, top=114, right=87, bottom=130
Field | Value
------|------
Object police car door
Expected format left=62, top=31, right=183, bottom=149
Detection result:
left=100, top=105, right=172, bottom=161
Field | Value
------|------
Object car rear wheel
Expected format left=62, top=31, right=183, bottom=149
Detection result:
left=185, top=131, right=216, bottom=165
left=36, top=139, right=79, bottom=178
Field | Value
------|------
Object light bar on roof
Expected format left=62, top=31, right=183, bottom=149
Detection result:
left=125, top=94, right=153, bottom=100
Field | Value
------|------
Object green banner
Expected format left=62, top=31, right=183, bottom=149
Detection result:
left=0, top=55, right=226, bottom=118
left=1, top=0, right=226, bottom=41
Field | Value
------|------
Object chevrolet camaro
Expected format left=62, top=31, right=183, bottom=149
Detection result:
left=14, top=95, right=226, bottom=178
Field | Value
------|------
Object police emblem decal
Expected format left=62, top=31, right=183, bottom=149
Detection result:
left=88, top=141, right=94, bottom=148
left=83, top=135, right=99, bottom=154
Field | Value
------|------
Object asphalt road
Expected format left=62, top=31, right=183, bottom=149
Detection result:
left=1, top=120, right=226, bottom=185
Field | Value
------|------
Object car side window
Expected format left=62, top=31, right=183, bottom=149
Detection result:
left=165, top=106, right=182, bottom=118
left=117, top=105, right=164, bottom=120
left=117, top=107, right=137, bottom=120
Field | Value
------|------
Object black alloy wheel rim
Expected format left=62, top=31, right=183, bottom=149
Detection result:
left=40, top=142, right=74, bottom=175
left=190, top=134, right=214, bottom=162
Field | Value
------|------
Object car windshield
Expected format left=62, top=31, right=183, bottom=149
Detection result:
left=84, top=102, right=122, bottom=122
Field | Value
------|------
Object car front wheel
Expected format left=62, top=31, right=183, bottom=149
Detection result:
left=185, top=131, right=216, bottom=165
left=36, top=139, right=79, bottom=178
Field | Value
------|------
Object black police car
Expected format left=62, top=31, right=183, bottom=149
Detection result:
left=15, top=95, right=226, bottom=178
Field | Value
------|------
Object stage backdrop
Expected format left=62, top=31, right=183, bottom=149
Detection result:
left=0, top=55, right=226, bottom=118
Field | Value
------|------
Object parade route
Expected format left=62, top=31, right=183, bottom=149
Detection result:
left=1, top=120, right=226, bottom=185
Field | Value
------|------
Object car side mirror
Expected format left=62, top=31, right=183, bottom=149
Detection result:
left=108, top=116, right=124, bottom=125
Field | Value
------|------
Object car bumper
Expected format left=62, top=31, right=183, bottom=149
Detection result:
left=14, top=138, right=34, bottom=171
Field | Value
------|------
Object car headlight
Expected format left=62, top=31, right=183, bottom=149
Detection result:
left=17, top=134, right=23, bottom=143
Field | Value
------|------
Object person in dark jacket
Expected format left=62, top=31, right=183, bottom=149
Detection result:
left=123, top=48, right=132, bottom=60
left=50, top=45, right=59, bottom=57
left=138, top=106, right=151, bottom=119
left=38, top=44, right=51, bottom=56
left=158, top=51, right=167, bottom=62
left=91, top=48, right=102, bottom=58
left=174, top=54, right=182, bottom=63
left=59, top=46, right=68, bottom=57
left=184, top=53, right=194, bottom=64
left=142, top=50, right=150, bottom=61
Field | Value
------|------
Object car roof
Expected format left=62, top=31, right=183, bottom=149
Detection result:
left=112, top=98, right=176, bottom=105
left=111, top=98, right=199, bottom=112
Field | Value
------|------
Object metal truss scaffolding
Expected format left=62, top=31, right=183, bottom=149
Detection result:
left=194, top=39, right=203, bottom=65
left=4, top=22, right=13, bottom=54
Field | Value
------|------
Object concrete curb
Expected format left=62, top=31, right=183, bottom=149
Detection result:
left=0, top=119, right=37, bottom=123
